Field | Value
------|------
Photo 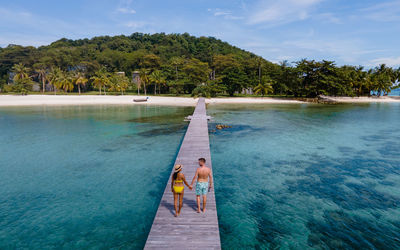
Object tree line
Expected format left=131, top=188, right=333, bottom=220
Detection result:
left=0, top=33, right=398, bottom=97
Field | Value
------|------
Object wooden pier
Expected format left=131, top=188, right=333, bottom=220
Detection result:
left=144, top=98, right=221, bottom=249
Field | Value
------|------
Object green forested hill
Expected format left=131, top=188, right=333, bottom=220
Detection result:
left=0, top=33, right=398, bottom=97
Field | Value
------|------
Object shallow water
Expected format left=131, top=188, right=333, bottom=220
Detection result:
left=0, top=105, right=193, bottom=249
left=389, top=88, right=399, bottom=96
left=208, top=103, right=400, bottom=249
left=1, top=103, right=399, bottom=249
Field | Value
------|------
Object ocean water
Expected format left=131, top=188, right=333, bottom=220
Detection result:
left=389, top=88, right=400, bottom=96
left=208, top=103, right=400, bottom=249
left=0, top=105, right=193, bottom=249
left=1, top=103, right=399, bottom=249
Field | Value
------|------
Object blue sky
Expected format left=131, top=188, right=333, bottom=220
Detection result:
left=1, top=0, right=400, bottom=67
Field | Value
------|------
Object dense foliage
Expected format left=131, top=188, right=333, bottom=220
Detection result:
left=0, top=33, right=399, bottom=97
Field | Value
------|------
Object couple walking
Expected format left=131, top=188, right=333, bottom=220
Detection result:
left=171, top=158, right=213, bottom=217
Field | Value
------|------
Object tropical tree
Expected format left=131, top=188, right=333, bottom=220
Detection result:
left=91, top=75, right=103, bottom=95
left=109, top=74, right=130, bottom=95
left=73, top=71, right=88, bottom=95
left=222, top=67, right=248, bottom=96
left=48, top=67, right=63, bottom=95
left=212, top=54, right=240, bottom=80
left=373, top=64, right=396, bottom=95
left=59, top=71, right=74, bottom=92
left=139, top=68, right=150, bottom=95
left=13, top=78, right=35, bottom=94
left=91, top=68, right=110, bottom=95
left=254, top=76, right=274, bottom=96
left=170, top=57, right=184, bottom=80
left=149, top=70, right=165, bottom=95
left=34, top=68, right=48, bottom=93
left=12, top=63, right=30, bottom=82
left=167, top=80, right=185, bottom=95
left=191, top=80, right=226, bottom=98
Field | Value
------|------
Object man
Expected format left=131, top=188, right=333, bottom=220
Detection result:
left=190, top=158, right=213, bottom=213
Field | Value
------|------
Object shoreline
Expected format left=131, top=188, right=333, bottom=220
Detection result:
left=321, top=96, right=400, bottom=103
left=0, top=95, right=304, bottom=107
left=0, top=95, right=399, bottom=107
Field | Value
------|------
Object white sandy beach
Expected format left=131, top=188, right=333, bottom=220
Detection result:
left=0, top=95, right=399, bottom=107
left=0, top=95, right=304, bottom=107
left=323, top=96, right=400, bottom=103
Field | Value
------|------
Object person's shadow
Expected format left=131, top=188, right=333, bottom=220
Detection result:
left=160, top=196, right=198, bottom=216
left=160, top=199, right=175, bottom=216
left=183, top=197, right=197, bottom=211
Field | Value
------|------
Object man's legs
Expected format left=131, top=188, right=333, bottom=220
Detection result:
left=196, top=195, right=201, bottom=213
left=202, top=195, right=207, bottom=212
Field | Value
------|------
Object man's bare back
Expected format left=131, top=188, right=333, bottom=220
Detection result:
left=190, top=158, right=213, bottom=213
left=197, top=165, right=211, bottom=182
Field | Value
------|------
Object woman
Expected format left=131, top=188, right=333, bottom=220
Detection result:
left=171, top=164, right=191, bottom=217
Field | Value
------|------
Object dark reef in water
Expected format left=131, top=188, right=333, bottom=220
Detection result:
left=307, top=210, right=400, bottom=249
left=286, top=153, right=400, bottom=210
left=127, top=108, right=194, bottom=124
left=137, top=124, right=187, bottom=137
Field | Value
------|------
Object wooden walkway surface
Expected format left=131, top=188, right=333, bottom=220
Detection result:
left=144, top=98, right=221, bottom=250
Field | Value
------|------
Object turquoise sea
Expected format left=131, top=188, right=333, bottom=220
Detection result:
left=208, top=103, right=400, bottom=249
left=0, top=105, right=193, bottom=249
left=389, top=88, right=400, bottom=96
left=1, top=103, right=400, bottom=249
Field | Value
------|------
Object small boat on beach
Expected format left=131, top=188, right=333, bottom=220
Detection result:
left=133, top=97, right=149, bottom=102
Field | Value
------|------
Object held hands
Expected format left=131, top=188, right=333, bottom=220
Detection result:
left=189, top=185, right=193, bottom=190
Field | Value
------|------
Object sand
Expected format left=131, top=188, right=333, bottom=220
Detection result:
left=323, top=96, right=400, bottom=103
left=0, top=95, right=399, bottom=107
left=0, top=95, right=303, bottom=107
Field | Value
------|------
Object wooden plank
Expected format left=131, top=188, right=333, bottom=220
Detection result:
left=144, top=98, right=221, bottom=249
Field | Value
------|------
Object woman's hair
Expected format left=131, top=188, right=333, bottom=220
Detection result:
left=173, top=172, right=178, bottom=180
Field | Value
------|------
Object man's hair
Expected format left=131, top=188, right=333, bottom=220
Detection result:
left=198, top=158, right=206, bottom=163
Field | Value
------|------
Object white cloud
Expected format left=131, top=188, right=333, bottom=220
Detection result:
left=208, top=8, right=244, bottom=20
left=116, top=0, right=136, bottom=14
left=116, top=7, right=136, bottom=14
left=0, top=7, right=33, bottom=24
left=214, top=10, right=231, bottom=16
left=276, top=37, right=376, bottom=65
left=317, top=13, right=342, bottom=24
left=248, top=0, right=322, bottom=25
left=360, top=1, right=400, bottom=22
left=0, top=7, right=76, bottom=46
left=369, top=57, right=400, bottom=67
left=124, top=21, right=146, bottom=28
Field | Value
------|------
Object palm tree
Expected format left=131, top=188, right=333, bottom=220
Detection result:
left=257, top=57, right=263, bottom=85
left=12, top=63, right=30, bottom=82
left=59, top=71, right=74, bottom=92
left=170, top=57, right=184, bottom=81
left=254, top=76, right=274, bottom=96
left=48, top=67, right=62, bottom=95
left=91, top=75, right=103, bottom=95
left=73, top=72, right=88, bottom=95
left=35, top=68, right=48, bottom=93
left=118, top=75, right=129, bottom=95
left=139, top=68, right=149, bottom=95
left=149, top=70, right=165, bottom=95
left=91, top=68, right=110, bottom=95
left=109, top=74, right=130, bottom=95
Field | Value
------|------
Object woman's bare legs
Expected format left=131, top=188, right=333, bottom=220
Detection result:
left=178, top=191, right=184, bottom=216
left=173, top=192, right=178, bottom=217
